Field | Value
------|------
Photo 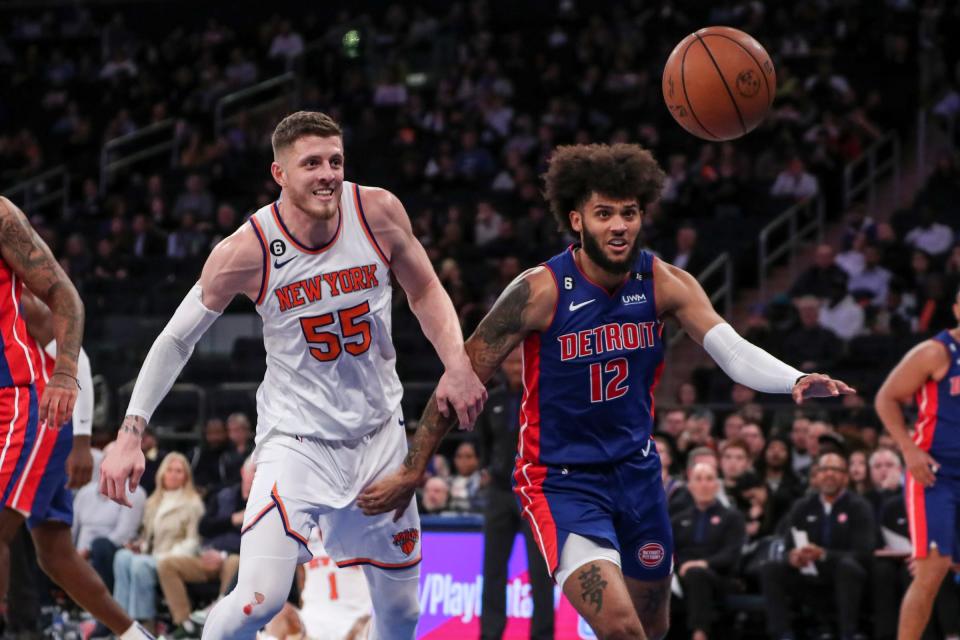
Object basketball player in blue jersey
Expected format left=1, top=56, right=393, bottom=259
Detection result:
left=875, top=292, right=960, bottom=640
left=99, top=111, right=487, bottom=640
left=360, top=143, right=854, bottom=640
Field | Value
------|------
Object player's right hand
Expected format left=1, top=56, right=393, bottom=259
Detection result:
left=99, top=438, right=146, bottom=507
left=904, top=445, right=938, bottom=487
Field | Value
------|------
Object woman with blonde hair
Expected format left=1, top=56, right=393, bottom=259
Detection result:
left=112, top=452, right=204, bottom=632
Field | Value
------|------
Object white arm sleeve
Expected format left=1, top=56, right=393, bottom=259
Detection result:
left=45, top=341, right=93, bottom=435
left=702, top=322, right=805, bottom=395
left=126, top=284, right=222, bottom=422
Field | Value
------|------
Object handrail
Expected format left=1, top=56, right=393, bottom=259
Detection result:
left=117, top=380, right=206, bottom=441
left=842, top=131, right=901, bottom=211
left=100, top=119, right=178, bottom=194
left=1, top=165, right=71, bottom=219
left=214, top=73, right=298, bottom=137
left=668, top=252, right=733, bottom=347
left=757, top=195, right=825, bottom=301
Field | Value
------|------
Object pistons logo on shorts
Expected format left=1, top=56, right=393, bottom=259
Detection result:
left=637, top=542, right=665, bottom=569
left=392, top=528, right=420, bottom=556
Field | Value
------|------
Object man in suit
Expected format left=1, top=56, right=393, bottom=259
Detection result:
left=760, top=451, right=875, bottom=640
left=478, top=347, right=554, bottom=640
left=671, top=462, right=746, bottom=640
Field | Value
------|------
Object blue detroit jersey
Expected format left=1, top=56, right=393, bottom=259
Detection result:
left=916, top=330, right=960, bottom=472
left=518, top=245, right=664, bottom=466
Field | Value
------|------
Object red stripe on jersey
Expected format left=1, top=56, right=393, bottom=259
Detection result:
left=0, top=268, right=38, bottom=386
left=518, top=333, right=542, bottom=463
left=649, top=360, right=665, bottom=418
left=0, top=386, right=29, bottom=497
left=914, top=380, right=939, bottom=452
left=514, top=461, right=560, bottom=576
left=8, top=421, right=57, bottom=513
left=905, top=472, right=929, bottom=558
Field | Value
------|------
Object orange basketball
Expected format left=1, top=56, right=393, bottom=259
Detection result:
left=662, top=26, right=776, bottom=141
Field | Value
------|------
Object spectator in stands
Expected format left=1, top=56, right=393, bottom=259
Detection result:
left=848, top=244, right=892, bottom=305
left=864, top=448, right=902, bottom=519
left=735, top=470, right=774, bottom=539
left=658, top=408, right=687, bottom=440
left=841, top=203, right=877, bottom=250
left=677, top=410, right=715, bottom=457
left=719, top=440, right=751, bottom=496
left=905, top=206, right=954, bottom=257
left=448, top=441, right=483, bottom=512
left=759, top=434, right=803, bottom=528
left=473, top=200, right=504, bottom=247
left=664, top=224, right=707, bottom=275
left=789, top=244, right=847, bottom=300
left=819, top=273, right=865, bottom=340
left=74, top=445, right=147, bottom=592
left=166, top=212, right=208, bottom=260
left=770, top=156, right=819, bottom=202
left=739, top=422, right=766, bottom=462
left=190, top=418, right=230, bottom=495
left=790, top=415, right=813, bottom=477
left=173, top=174, right=214, bottom=221
left=671, top=462, right=745, bottom=640
left=139, top=425, right=166, bottom=495
left=783, top=297, right=843, bottom=371
left=917, top=273, right=955, bottom=333
left=872, top=279, right=917, bottom=335
left=655, top=434, right=684, bottom=505
left=113, top=453, right=204, bottom=633
left=130, top=213, right=166, bottom=260
left=222, top=412, right=254, bottom=486
left=267, top=20, right=304, bottom=63
left=836, top=232, right=866, bottom=278
left=721, top=412, right=745, bottom=443
left=760, top=452, right=875, bottom=640
left=420, top=477, right=450, bottom=515
left=676, top=382, right=699, bottom=408
left=157, top=458, right=252, bottom=638
left=847, top=449, right=871, bottom=495
left=92, top=237, right=128, bottom=282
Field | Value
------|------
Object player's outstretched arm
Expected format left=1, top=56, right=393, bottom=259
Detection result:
left=361, top=187, right=487, bottom=428
left=657, top=259, right=855, bottom=403
left=100, top=225, right=262, bottom=506
left=875, top=341, right=945, bottom=487
left=0, top=196, right=83, bottom=429
left=357, top=267, right=555, bottom=518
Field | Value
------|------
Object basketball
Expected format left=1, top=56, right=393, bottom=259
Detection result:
left=662, top=26, right=776, bottom=141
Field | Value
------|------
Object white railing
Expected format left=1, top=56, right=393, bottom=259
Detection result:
left=214, top=72, right=298, bottom=138
left=757, top=196, right=825, bottom=301
left=668, top=252, right=733, bottom=347
left=2, top=165, right=70, bottom=219
left=100, top=119, right=179, bottom=194
left=842, top=131, right=901, bottom=211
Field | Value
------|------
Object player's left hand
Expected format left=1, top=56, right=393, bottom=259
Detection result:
left=435, top=363, right=487, bottom=430
left=357, top=466, right=421, bottom=521
left=66, top=435, right=93, bottom=488
left=792, top=373, right=856, bottom=404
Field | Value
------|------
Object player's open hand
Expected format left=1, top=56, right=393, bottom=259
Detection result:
left=99, top=438, right=146, bottom=507
left=904, top=444, right=938, bottom=487
left=357, top=466, right=420, bottom=521
left=39, top=372, right=78, bottom=430
left=792, top=373, right=856, bottom=404
left=435, top=363, right=487, bottom=430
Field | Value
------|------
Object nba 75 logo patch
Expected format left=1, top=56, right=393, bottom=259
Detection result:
left=392, top=528, right=420, bottom=556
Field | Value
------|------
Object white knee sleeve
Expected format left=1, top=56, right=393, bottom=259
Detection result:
left=554, top=533, right=621, bottom=589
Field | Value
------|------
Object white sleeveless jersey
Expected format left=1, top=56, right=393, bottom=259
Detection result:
left=248, top=181, right=403, bottom=442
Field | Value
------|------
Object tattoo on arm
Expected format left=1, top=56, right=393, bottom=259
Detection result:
left=0, top=198, right=84, bottom=373
left=402, top=277, right=532, bottom=473
left=578, top=563, right=608, bottom=614
left=120, top=415, right=147, bottom=438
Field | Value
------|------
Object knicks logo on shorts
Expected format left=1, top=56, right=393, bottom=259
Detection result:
left=392, top=528, right=420, bottom=556
left=637, top=542, right=665, bottom=569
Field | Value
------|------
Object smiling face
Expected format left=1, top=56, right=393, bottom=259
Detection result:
left=570, top=193, right=643, bottom=275
left=271, top=134, right=345, bottom=222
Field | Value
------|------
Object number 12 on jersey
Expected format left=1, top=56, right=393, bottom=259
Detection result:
left=590, top=357, right=629, bottom=402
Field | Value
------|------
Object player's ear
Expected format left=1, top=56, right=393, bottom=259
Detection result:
left=569, top=210, right=582, bottom=233
left=270, top=160, right=285, bottom=188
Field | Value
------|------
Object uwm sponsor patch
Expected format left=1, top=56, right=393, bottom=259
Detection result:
left=274, top=264, right=379, bottom=312
left=393, top=528, right=420, bottom=556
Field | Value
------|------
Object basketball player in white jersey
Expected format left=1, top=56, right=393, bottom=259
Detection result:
left=99, top=111, right=487, bottom=639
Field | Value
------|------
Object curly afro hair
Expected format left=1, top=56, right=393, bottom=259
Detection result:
left=542, top=143, right=666, bottom=234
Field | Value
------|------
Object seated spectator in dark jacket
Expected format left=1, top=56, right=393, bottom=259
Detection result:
left=156, top=458, right=252, bottom=637
left=863, top=448, right=902, bottom=521
left=789, top=244, right=847, bottom=300
left=758, top=435, right=804, bottom=529
left=672, top=462, right=746, bottom=640
left=190, top=418, right=230, bottom=494
left=760, top=452, right=875, bottom=640
left=782, top=297, right=842, bottom=372
left=663, top=224, right=708, bottom=275
left=221, top=412, right=254, bottom=486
